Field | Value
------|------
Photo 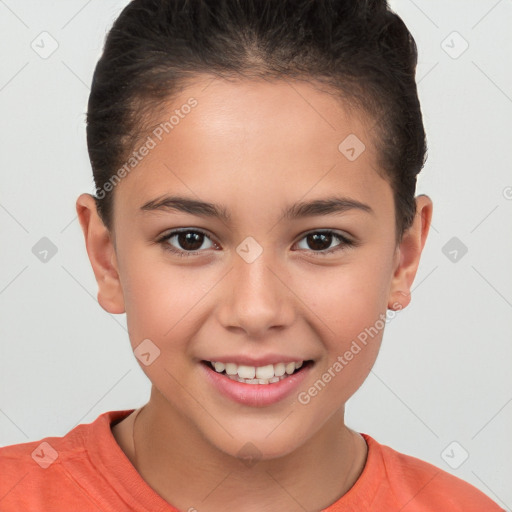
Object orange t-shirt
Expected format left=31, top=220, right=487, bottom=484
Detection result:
left=0, top=409, right=503, bottom=511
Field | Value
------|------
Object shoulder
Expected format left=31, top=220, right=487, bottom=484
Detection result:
left=0, top=424, right=86, bottom=510
left=0, top=409, right=132, bottom=511
left=0, top=419, right=87, bottom=474
left=362, top=434, right=504, bottom=511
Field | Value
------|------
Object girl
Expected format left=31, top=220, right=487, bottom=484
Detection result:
left=0, top=1, right=503, bottom=510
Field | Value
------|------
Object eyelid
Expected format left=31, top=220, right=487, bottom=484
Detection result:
left=158, top=226, right=213, bottom=239
left=294, top=228, right=354, bottom=244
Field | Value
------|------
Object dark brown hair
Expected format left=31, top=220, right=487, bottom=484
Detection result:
left=87, top=0, right=426, bottom=241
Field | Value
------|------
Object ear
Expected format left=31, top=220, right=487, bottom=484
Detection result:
left=388, top=195, right=433, bottom=310
left=75, top=193, right=125, bottom=314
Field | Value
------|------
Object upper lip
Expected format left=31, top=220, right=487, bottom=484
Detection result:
left=202, top=355, right=311, bottom=366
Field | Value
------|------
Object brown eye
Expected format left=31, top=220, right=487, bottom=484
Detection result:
left=295, top=230, right=354, bottom=255
left=159, top=229, right=216, bottom=257
left=306, top=232, right=333, bottom=251
left=174, top=231, right=205, bottom=251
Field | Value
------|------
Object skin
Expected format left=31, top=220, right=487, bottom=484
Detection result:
left=76, top=76, right=432, bottom=511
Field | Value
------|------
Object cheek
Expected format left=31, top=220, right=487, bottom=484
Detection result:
left=293, top=250, right=395, bottom=392
left=120, top=252, right=218, bottom=360
left=298, top=255, right=394, bottom=341
left=120, top=262, right=206, bottom=393
left=119, top=250, right=182, bottom=346
left=294, top=281, right=387, bottom=417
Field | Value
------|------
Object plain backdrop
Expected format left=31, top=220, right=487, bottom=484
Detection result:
left=0, top=0, right=511, bottom=509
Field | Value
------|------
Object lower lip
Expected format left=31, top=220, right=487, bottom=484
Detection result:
left=201, top=362, right=312, bottom=407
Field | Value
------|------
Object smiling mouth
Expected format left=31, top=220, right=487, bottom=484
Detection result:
left=202, top=360, right=313, bottom=385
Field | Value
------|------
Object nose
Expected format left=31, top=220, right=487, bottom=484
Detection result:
left=218, top=248, right=296, bottom=339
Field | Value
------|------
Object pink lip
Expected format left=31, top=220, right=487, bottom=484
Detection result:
left=201, top=361, right=312, bottom=407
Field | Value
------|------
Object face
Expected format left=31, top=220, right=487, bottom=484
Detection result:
left=93, top=77, right=406, bottom=458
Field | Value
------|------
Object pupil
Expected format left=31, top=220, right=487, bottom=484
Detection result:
left=308, top=233, right=331, bottom=251
left=179, top=232, right=203, bottom=251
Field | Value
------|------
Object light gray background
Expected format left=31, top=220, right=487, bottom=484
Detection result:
left=1, top=0, right=511, bottom=508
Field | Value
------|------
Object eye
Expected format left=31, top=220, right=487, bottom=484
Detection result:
left=157, top=228, right=356, bottom=258
left=294, top=230, right=355, bottom=256
left=157, top=229, right=217, bottom=257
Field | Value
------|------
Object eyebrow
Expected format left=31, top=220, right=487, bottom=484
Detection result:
left=139, top=194, right=373, bottom=221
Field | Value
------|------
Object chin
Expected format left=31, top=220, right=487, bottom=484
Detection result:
left=200, top=414, right=322, bottom=464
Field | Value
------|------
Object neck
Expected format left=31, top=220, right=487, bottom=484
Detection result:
left=116, top=389, right=367, bottom=512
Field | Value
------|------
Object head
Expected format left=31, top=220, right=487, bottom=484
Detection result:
left=77, top=0, right=432, bottom=459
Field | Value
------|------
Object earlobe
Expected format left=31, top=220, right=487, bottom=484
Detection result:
left=75, top=193, right=125, bottom=314
left=388, top=195, right=433, bottom=310
left=389, top=290, right=411, bottom=311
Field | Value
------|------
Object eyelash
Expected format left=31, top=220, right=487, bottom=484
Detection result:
left=156, top=228, right=356, bottom=258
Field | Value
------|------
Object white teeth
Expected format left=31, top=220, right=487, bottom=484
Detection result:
left=274, top=363, right=286, bottom=377
left=209, top=360, right=306, bottom=383
left=225, top=363, right=238, bottom=375
left=237, top=365, right=256, bottom=379
left=255, top=364, right=274, bottom=380
left=214, top=362, right=225, bottom=372
left=285, top=362, right=296, bottom=374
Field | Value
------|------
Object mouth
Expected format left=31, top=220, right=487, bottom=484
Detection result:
left=201, top=358, right=314, bottom=407
left=201, top=359, right=313, bottom=385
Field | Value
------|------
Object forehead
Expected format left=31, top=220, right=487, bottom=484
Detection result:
left=115, top=76, right=391, bottom=223
left=159, top=76, right=372, bottom=166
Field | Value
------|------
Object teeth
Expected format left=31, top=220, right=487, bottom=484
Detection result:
left=274, top=363, right=286, bottom=377
left=237, top=365, right=255, bottom=379
left=285, top=362, right=296, bottom=374
left=209, top=360, right=305, bottom=384
left=227, top=374, right=287, bottom=385
left=255, top=364, right=274, bottom=380
left=214, top=362, right=225, bottom=372
left=225, top=363, right=238, bottom=375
